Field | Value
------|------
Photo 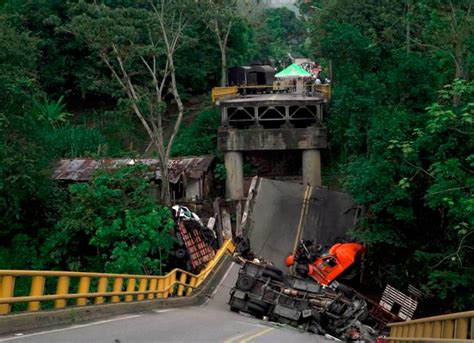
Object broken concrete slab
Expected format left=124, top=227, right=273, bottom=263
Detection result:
left=243, top=178, right=358, bottom=270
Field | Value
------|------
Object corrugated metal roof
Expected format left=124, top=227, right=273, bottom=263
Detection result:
left=52, top=155, right=214, bottom=184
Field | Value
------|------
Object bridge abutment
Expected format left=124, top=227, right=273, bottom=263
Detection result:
left=217, top=93, right=327, bottom=200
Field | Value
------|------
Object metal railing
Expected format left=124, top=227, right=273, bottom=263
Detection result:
left=211, top=86, right=239, bottom=102
left=0, top=240, right=235, bottom=315
left=211, top=84, right=331, bottom=102
left=386, top=310, right=474, bottom=342
left=314, top=84, right=331, bottom=99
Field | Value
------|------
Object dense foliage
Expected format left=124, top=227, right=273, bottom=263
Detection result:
left=302, top=0, right=473, bottom=311
left=43, top=165, right=175, bottom=274
left=2, top=0, right=471, bottom=314
left=0, top=1, right=302, bottom=273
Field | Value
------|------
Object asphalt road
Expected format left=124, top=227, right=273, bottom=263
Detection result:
left=0, top=264, right=331, bottom=343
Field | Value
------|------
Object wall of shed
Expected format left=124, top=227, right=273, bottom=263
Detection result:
left=185, top=179, right=201, bottom=200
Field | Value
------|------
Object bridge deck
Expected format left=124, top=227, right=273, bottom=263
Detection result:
left=220, top=93, right=325, bottom=104
left=0, top=263, right=330, bottom=343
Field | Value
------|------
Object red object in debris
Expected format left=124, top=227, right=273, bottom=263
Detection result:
left=376, top=337, right=389, bottom=343
left=286, top=242, right=367, bottom=286
left=177, top=221, right=215, bottom=270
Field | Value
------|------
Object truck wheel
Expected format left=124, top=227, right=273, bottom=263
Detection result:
left=236, top=274, right=255, bottom=291
left=262, top=269, right=284, bottom=282
left=175, top=248, right=187, bottom=259
left=262, top=265, right=284, bottom=281
left=247, top=300, right=269, bottom=318
left=264, top=265, right=283, bottom=275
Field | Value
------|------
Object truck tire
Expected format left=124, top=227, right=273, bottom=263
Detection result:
left=236, top=274, right=255, bottom=291
left=262, top=265, right=284, bottom=281
left=247, top=300, right=269, bottom=318
left=175, top=248, right=187, bottom=259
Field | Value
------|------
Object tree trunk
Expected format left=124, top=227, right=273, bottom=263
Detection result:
left=160, top=158, right=171, bottom=206
left=220, top=47, right=227, bottom=87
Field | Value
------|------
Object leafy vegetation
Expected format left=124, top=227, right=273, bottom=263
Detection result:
left=0, top=1, right=302, bottom=274
left=43, top=165, right=175, bottom=274
left=1, top=0, right=471, bottom=314
left=303, top=0, right=473, bottom=310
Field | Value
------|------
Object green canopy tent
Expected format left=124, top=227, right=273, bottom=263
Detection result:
left=275, top=63, right=311, bottom=78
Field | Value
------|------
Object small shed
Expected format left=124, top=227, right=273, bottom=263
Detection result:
left=247, top=65, right=275, bottom=86
left=228, top=65, right=275, bottom=86
left=228, top=66, right=251, bottom=86
left=52, top=155, right=215, bottom=201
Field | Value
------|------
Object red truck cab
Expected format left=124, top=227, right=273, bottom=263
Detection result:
left=286, top=242, right=366, bottom=286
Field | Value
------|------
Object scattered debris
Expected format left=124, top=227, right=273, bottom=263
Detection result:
left=171, top=205, right=217, bottom=272
left=379, top=285, right=418, bottom=320
left=228, top=260, right=377, bottom=342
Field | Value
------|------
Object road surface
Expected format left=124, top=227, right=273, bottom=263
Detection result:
left=0, top=263, right=330, bottom=343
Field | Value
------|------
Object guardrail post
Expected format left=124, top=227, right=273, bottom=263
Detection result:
left=433, top=320, right=442, bottom=338
left=137, top=278, right=147, bottom=301
left=414, top=323, right=423, bottom=338
left=111, top=278, right=123, bottom=303
left=186, top=277, right=197, bottom=296
left=422, top=322, right=432, bottom=337
left=455, top=318, right=468, bottom=339
left=401, top=324, right=409, bottom=338
left=125, top=278, right=136, bottom=302
left=94, top=277, right=108, bottom=305
left=177, top=273, right=187, bottom=296
left=76, top=276, right=91, bottom=306
left=28, top=276, right=45, bottom=311
left=443, top=319, right=454, bottom=339
left=0, top=276, right=15, bottom=315
left=55, top=276, right=70, bottom=309
left=169, top=272, right=177, bottom=297
left=471, top=317, right=474, bottom=340
left=163, top=276, right=170, bottom=299
left=156, top=278, right=164, bottom=299
left=147, top=279, right=157, bottom=300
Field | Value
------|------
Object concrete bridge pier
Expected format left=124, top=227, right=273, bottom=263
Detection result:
left=218, top=93, right=327, bottom=200
left=224, top=151, right=244, bottom=200
left=302, top=149, right=321, bottom=187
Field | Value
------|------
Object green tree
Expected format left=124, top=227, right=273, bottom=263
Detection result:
left=304, top=0, right=473, bottom=311
left=254, top=7, right=306, bottom=61
left=43, top=165, right=175, bottom=274
left=0, top=15, right=67, bottom=269
left=68, top=0, right=195, bottom=205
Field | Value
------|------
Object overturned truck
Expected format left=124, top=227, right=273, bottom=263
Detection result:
left=229, top=261, right=376, bottom=341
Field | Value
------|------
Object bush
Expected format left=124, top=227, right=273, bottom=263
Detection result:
left=42, top=124, right=108, bottom=158
left=42, top=164, right=176, bottom=275
left=171, top=107, right=220, bottom=157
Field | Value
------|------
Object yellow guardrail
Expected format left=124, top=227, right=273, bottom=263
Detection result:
left=211, top=84, right=331, bottom=102
left=211, top=86, right=239, bottom=102
left=386, top=310, right=474, bottom=342
left=0, top=240, right=235, bottom=315
left=315, top=84, right=331, bottom=99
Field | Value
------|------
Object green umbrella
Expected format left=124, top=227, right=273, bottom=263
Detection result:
left=275, top=63, right=311, bottom=78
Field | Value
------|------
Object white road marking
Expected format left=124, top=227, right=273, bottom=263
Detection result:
left=153, top=309, right=177, bottom=313
left=0, top=314, right=142, bottom=342
left=210, top=263, right=235, bottom=298
left=201, top=262, right=236, bottom=306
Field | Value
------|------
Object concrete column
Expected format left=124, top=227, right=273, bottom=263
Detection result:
left=225, top=151, right=244, bottom=200
left=302, top=149, right=321, bottom=187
